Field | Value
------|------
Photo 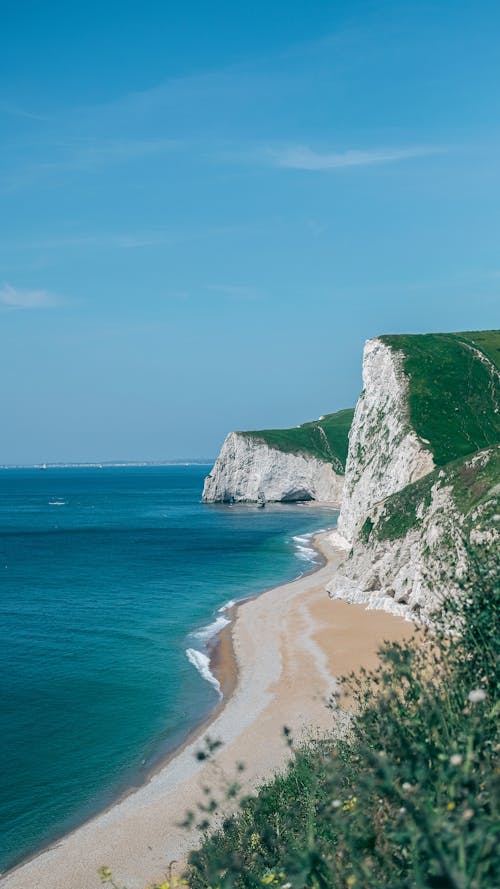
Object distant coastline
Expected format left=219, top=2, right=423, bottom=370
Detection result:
left=0, top=460, right=215, bottom=469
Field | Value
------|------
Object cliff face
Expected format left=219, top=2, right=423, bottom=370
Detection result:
left=328, top=447, right=499, bottom=620
left=203, top=329, right=499, bottom=615
left=338, top=338, right=434, bottom=543
left=329, top=330, right=500, bottom=619
left=202, top=432, right=344, bottom=504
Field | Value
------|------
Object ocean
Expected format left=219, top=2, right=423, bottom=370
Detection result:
left=0, top=465, right=337, bottom=873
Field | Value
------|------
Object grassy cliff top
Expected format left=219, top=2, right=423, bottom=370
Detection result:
left=380, top=329, right=500, bottom=466
left=242, top=408, right=354, bottom=473
left=363, top=444, right=500, bottom=543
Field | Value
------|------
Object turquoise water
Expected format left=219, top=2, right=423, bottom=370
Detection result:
left=0, top=466, right=337, bottom=872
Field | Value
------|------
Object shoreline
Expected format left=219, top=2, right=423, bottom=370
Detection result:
left=1, top=530, right=413, bottom=889
left=0, top=529, right=327, bottom=881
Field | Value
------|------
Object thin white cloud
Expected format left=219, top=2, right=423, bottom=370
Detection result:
left=205, top=284, right=264, bottom=301
left=94, top=66, right=292, bottom=121
left=10, top=223, right=264, bottom=251
left=1, top=137, right=180, bottom=192
left=0, top=102, right=48, bottom=121
left=0, top=283, right=62, bottom=309
left=67, top=137, right=180, bottom=168
left=17, top=232, right=179, bottom=250
left=263, top=144, right=445, bottom=170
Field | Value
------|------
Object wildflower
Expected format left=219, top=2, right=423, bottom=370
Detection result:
left=281, top=883, right=292, bottom=889
left=399, top=807, right=407, bottom=815
left=343, top=796, right=357, bottom=812
left=347, top=877, right=357, bottom=887
left=463, top=808, right=474, bottom=821
left=449, top=753, right=463, bottom=766
left=261, top=873, right=276, bottom=885
left=402, top=782, right=415, bottom=793
left=468, top=688, right=486, bottom=704
left=332, top=799, right=342, bottom=809
left=447, top=801, right=456, bottom=811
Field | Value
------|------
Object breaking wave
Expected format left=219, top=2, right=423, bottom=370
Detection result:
left=191, top=614, right=230, bottom=642
left=185, top=648, right=222, bottom=697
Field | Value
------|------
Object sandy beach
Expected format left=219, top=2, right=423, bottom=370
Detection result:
left=1, top=532, right=413, bottom=889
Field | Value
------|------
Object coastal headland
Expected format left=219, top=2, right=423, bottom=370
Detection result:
left=0, top=532, right=413, bottom=889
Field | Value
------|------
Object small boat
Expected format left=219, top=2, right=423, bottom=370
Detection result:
left=256, top=491, right=266, bottom=508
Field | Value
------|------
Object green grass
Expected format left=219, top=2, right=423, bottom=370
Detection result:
left=243, top=409, right=354, bottom=473
left=457, top=329, right=500, bottom=368
left=380, top=330, right=500, bottom=466
left=372, top=444, right=499, bottom=542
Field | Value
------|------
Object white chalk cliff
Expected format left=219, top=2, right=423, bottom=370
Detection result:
left=202, top=432, right=344, bottom=504
left=327, top=447, right=499, bottom=620
left=327, top=334, right=499, bottom=619
left=203, top=331, right=498, bottom=618
left=338, top=338, right=434, bottom=544
left=328, top=476, right=461, bottom=620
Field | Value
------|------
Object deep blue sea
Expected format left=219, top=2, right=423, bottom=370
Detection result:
left=0, top=465, right=337, bottom=873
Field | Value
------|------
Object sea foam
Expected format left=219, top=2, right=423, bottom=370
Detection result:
left=191, top=614, right=230, bottom=642
left=292, top=533, right=319, bottom=563
left=185, top=648, right=222, bottom=697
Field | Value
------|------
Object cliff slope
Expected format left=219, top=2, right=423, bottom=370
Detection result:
left=328, top=445, right=499, bottom=619
left=202, top=409, right=353, bottom=504
left=338, top=330, right=500, bottom=542
left=329, top=329, right=500, bottom=618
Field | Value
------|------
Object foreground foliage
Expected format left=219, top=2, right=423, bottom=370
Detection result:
left=186, top=547, right=499, bottom=889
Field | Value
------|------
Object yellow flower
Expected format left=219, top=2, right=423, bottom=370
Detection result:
left=447, top=802, right=456, bottom=811
left=98, top=866, right=113, bottom=884
left=343, top=796, right=357, bottom=812
left=261, top=873, right=277, bottom=885
left=347, top=876, right=357, bottom=887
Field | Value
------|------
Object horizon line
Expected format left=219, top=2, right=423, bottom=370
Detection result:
left=0, top=460, right=215, bottom=469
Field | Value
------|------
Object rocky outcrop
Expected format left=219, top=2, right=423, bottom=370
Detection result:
left=328, top=329, right=500, bottom=620
left=328, top=481, right=460, bottom=620
left=338, top=338, right=434, bottom=543
left=202, top=432, right=344, bottom=504
left=328, top=447, right=499, bottom=620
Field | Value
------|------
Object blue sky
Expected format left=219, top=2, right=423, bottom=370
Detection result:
left=1, top=0, right=499, bottom=462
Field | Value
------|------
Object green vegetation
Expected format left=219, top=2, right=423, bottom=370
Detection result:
left=243, top=409, right=354, bottom=473
left=458, top=330, right=500, bottom=368
left=372, top=445, right=499, bottom=543
left=185, top=546, right=499, bottom=889
left=380, top=330, right=500, bottom=466
left=359, top=517, right=374, bottom=542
